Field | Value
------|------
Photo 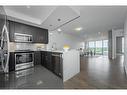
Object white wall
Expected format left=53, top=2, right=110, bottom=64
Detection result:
left=124, top=15, right=127, bottom=74
left=116, top=37, right=123, bottom=54
left=47, top=30, right=83, bottom=50
left=84, top=32, right=108, bottom=42
left=112, top=29, right=124, bottom=59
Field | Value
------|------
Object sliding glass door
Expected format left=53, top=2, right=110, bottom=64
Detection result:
left=122, top=37, right=124, bottom=53
left=103, top=40, right=108, bottom=55
left=88, top=40, right=108, bottom=55
left=88, top=41, right=95, bottom=52
left=95, top=41, right=103, bottom=55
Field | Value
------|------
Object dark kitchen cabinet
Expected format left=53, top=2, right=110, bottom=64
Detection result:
left=32, top=27, right=48, bottom=43
left=34, top=51, right=42, bottom=65
left=15, top=21, right=27, bottom=34
left=41, top=51, right=63, bottom=78
left=8, top=20, right=48, bottom=44
left=41, top=51, right=45, bottom=66
left=8, top=20, right=15, bottom=41
left=9, top=52, right=15, bottom=72
left=44, top=51, right=53, bottom=71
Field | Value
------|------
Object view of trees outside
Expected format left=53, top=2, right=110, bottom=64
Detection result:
left=103, top=40, right=108, bottom=55
left=88, top=41, right=95, bottom=52
left=88, top=40, right=108, bottom=55
left=95, top=41, right=103, bottom=55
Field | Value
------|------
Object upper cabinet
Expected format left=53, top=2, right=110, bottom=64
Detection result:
left=8, top=20, right=15, bottom=42
left=8, top=20, right=48, bottom=44
left=32, top=26, right=48, bottom=43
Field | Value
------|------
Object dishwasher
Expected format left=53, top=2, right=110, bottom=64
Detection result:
left=51, top=53, right=63, bottom=78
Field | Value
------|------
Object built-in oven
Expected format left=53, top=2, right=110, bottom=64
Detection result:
left=14, top=33, right=33, bottom=42
left=15, top=51, right=34, bottom=71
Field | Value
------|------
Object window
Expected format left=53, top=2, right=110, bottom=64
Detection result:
left=103, top=40, right=108, bottom=55
left=88, top=40, right=108, bottom=55
left=95, top=41, right=103, bottom=55
left=88, top=41, right=95, bottom=52
left=122, top=37, right=124, bottom=53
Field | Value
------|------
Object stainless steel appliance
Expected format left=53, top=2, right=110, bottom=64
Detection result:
left=15, top=67, right=34, bottom=78
left=0, top=6, right=10, bottom=73
left=52, top=53, right=63, bottom=78
left=14, top=33, right=33, bottom=42
left=15, top=51, right=34, bottom=71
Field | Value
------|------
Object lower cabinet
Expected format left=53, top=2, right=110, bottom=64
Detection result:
left=9, top=52, right=15, bottom=72
left=44, top=52, right=53, bottom=71
left=34, top=51, right=41, bottom=65
left=41, top=51, right=45, bottom=67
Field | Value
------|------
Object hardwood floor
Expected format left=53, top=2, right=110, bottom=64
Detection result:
left=64, top=55, right=127, bottom=89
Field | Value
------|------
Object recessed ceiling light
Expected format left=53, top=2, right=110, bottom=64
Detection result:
left=75, top=27, right=83, bottom=31
left=58, top=19, right=61, bottom=21
left=26, top=6, right=31, bottom=8
left=98, top=32, right=101, bottom=35
left=57, top=28, right=62, bottom=32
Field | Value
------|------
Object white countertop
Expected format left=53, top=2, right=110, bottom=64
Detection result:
left=34, top=49, right=64, bottom=53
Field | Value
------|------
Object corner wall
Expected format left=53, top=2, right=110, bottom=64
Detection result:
left=112, top=29, right=124, bottom=59
left=124, top=15, right=127, bottom=73
left=47, top=31, right=83, bottom=50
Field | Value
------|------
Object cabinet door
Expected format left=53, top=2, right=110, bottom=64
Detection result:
left=8, top=20, right=15, bottom=42
left=14, top=22, right=26, bottom=34
left=39, top=28, right=48, bottom=44
left=41, top=51, right=45, bottom=66
left=32, top=27, right=48, bottom=44
left=34, top=51, right=41, bottom=65
left=9, top=52, right=15, bottom=72
left=45, top=52, right=52, bottom=71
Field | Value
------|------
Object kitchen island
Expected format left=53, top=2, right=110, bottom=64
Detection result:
left=40, top=49, right=80, bottom=81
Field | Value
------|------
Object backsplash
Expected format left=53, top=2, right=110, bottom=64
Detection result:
left=9, top=42, right=46, bottom=52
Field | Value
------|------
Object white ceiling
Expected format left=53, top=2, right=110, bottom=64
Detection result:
left=3, top=6, right=127, bottom=39
left=41, top=6, right=79, bottom=30
left=81, top=6, right=127, bottom=37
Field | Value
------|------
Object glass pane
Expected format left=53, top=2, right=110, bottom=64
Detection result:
left=89, top=41, right=95, bottom=52
left=122, top=37, right=124, bottom=53
left=103, top=40, right=108, bottom=55
left=95, top=40, right=102, bottom=55
left=16, top=53, right=33, bottom=64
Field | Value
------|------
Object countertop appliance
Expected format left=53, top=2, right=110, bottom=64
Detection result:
left=14, top=33, right=33, bottom=43
left=15, top=50, right=34, bottom=71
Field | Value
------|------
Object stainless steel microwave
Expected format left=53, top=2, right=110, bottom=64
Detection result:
left=14, top=33, right=33, bottom=42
